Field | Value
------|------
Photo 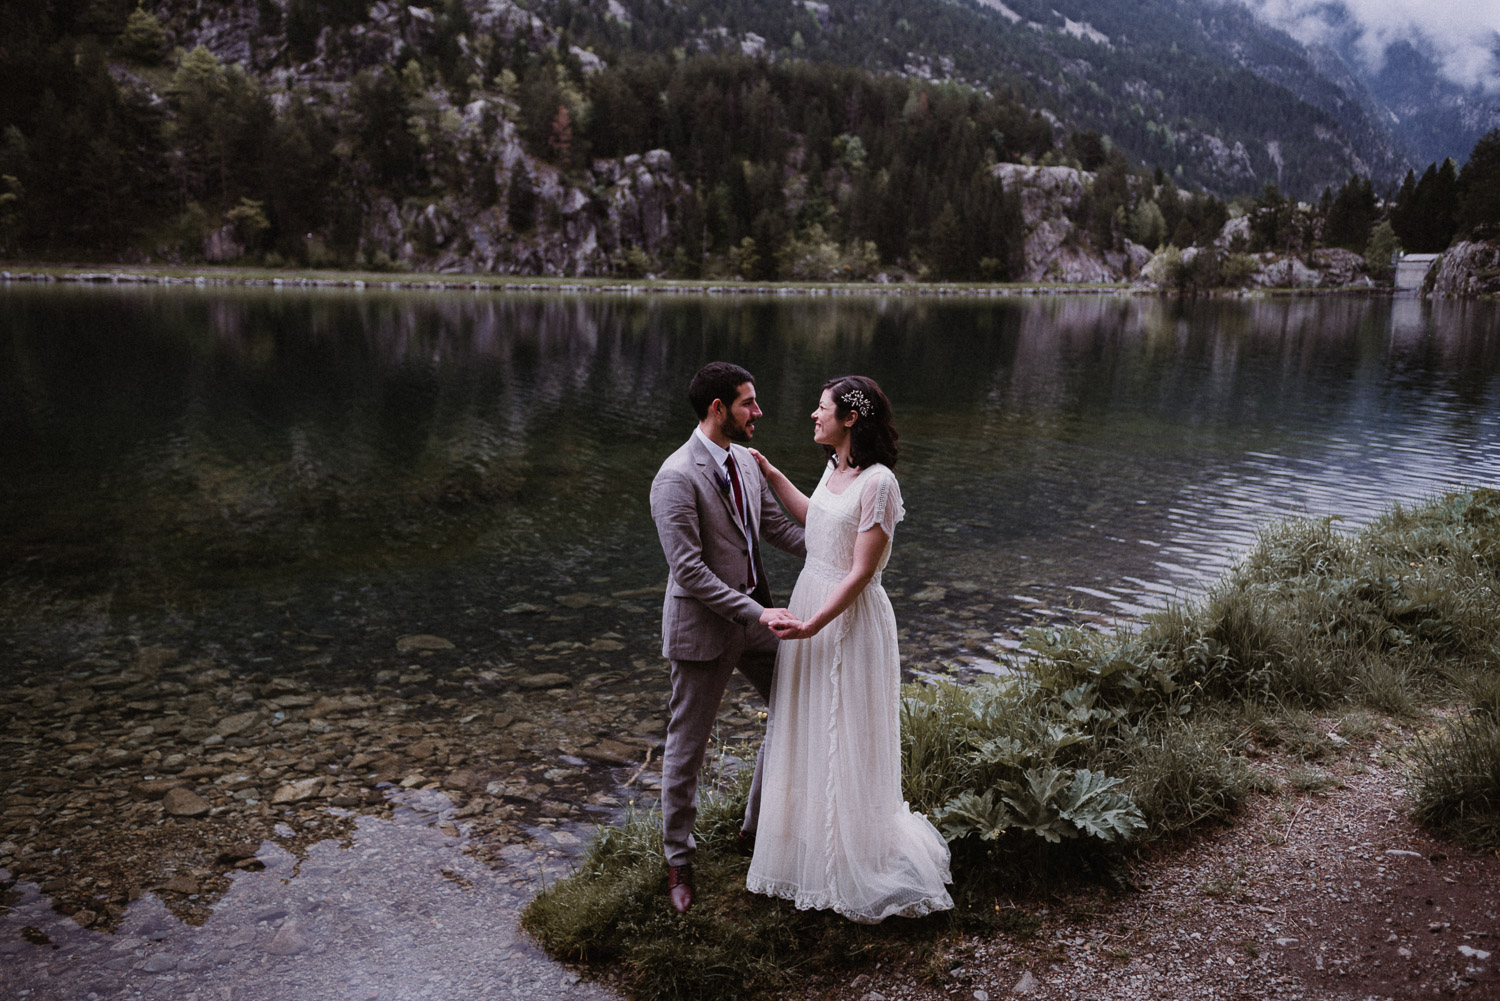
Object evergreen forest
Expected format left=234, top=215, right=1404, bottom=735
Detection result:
left=2, top=0, right=1498, bottom=279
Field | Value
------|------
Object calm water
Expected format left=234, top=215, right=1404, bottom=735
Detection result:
left=3, top=285, right=1500, bottom=682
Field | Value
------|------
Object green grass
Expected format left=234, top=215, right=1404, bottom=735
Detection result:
left=521, top=488, right=1500, bottom=999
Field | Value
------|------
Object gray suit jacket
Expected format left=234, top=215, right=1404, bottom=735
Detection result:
left=651, top=433, right=807, bottom=661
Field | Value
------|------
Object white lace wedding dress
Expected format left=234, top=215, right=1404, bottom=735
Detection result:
left=745, top=462, right=953, bottom=923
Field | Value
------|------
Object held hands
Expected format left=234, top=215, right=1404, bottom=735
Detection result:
left=758, top=606, right=798, bottom=628
left=769, top=618, right=820, bottom=640
left=759, top=606, right=818, bottom=638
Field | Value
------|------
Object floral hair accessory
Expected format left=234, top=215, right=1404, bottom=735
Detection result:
left=840, top=388, right=872, bottom=417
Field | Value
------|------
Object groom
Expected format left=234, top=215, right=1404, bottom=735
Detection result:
left=649, top=362, right=806, bottom=914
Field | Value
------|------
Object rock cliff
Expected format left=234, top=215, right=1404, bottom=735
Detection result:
left=1426, top=241, right=1500, bottom=298
left=156, top=0, right=686, bottom=276
left=991, top=163, right=1151, bottom=283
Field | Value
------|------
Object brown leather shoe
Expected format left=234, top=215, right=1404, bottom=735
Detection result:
left=666, top=863, right=694, bottom=915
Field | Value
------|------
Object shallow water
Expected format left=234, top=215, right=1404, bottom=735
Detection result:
left=0, top=788, right=611, bottom=1001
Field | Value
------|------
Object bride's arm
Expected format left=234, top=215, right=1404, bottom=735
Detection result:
left=770, top=525, right=886, bottom=640
left=748, top=448, right=810, bottom=525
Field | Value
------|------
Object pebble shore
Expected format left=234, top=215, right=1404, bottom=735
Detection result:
left=0, top=633, right=773, bottom=1000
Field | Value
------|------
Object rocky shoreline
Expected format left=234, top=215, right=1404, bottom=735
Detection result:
left=0, top=637, right=770, bottom=938
left=0, top=265, right=1402, bottom=297
left=2, top=266, right=1139, bottom=296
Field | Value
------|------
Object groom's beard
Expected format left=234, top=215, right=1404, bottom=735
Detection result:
left=721, top=414, right=753, bottom=442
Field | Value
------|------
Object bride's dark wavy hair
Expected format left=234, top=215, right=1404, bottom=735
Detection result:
left=823, top=375, right=899, bottom=470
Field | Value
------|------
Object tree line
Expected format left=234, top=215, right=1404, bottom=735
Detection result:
left=0, top=1, right=1237, bottom=279
left=1243, top=129, right=1500, bottom=260
left=2, top=2, right=1497, bottom=280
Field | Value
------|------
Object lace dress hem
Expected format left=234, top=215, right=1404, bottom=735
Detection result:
left=744, top=876, right=955, bottom=925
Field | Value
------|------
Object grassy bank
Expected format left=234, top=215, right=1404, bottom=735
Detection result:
left=519, top=489, right=1500, bottom=999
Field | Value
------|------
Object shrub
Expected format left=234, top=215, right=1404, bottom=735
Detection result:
left=1412, top=715, right=1500, bottom=850
left=1123, top=718, right=1254, bottom=835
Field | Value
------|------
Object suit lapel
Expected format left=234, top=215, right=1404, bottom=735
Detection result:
left=691, top=434, right=742, bottom=527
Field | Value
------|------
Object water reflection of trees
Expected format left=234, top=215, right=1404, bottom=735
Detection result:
left=3, top=287, right=1500, bottom=622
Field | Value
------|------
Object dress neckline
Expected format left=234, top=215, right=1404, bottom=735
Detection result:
left=822, top=462, right=878, bottom=497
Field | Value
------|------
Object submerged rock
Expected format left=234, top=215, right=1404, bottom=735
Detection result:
left=395, top=634, right=456, bottom=652
left=264, top=918, right=311, bottom=956
left=214, top=711, right=261, bottom=737
left=163, top=788, right=211, bottom=817
left=516, top=673, right=572, bottom=690
left=270, top=778, right=325, bottom=805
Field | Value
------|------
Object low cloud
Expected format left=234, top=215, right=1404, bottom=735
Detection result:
left=1240, top=0, right=1500, bottom=92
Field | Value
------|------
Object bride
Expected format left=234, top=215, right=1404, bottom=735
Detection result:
left=745, top=375, right=953, bottom=923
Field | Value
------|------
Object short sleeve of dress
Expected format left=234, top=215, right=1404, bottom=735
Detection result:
left=857, top=467, right=904, bottom=536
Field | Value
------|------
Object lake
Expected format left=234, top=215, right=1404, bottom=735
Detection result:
left=4, top=286, right=1500, bottom=683
left=4, top=284, right=1500, bottom=996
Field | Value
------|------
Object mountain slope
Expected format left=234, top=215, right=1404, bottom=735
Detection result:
left=1228, top=0, right=1500, bottom=170
left=138, top=0, right=1414, bottom=196
left=550, top=0, right=1409, bottom=194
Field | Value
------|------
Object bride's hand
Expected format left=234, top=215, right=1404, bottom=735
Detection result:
left=747, top=448, right=776, bottom=477
left=770, top=618, right=819, bottom=640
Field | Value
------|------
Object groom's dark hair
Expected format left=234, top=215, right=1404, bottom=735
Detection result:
left=689, top=362, right=755, bottom=420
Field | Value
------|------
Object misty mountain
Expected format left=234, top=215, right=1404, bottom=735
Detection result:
left=1289, top=6, right=1500, bottom=172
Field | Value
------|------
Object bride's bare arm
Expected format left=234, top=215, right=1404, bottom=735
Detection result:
left=748, top=448, right=810, bottom=525
left=770, top=525, right=886, bottom=640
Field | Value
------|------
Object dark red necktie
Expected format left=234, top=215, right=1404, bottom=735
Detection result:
left=724, top=457, right=756, bottom=590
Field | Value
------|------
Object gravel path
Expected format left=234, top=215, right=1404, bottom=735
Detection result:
left=789, top=724, right=1500, bottom=1001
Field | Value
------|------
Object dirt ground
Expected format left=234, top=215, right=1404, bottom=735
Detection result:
left=788, top=726, right=1500, bottom=1001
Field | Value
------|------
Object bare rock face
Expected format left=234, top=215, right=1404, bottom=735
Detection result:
left=203, top=226, right=245, bottom=263
left=1427, top=241, right=1500, bottom=298
left=1305, top=248, right=1368, bottom=287
left=364, top=146, right=688, bottom=276
left=1255, top=256, right=1321, bottom=288
left=1214, top=215, right=1252, bottom=250
left=991, top=164, right=1127, bottom=282
left=994, top=164, right=1090, bottom=229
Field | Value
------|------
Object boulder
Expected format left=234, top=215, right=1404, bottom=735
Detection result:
left=395, top=634, right=455, bottom=652
left=516, top=672, right=572, bottom=690
left=1427, top=240, right=1500, bottom=297
left=269, top=778, right=325, bottom=805
left=203, top=226, right=245, bottom=263
left=162, top=787, right=211, bottom=817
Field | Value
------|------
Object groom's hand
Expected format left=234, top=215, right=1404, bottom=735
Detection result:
left=759, top=607, right=797, bottom=627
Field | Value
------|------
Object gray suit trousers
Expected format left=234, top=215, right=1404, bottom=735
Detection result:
left=662, top=633, right=775, bottom=868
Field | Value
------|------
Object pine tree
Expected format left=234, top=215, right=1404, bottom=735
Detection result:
left=119, top=6, right=167, bottom=66
left=507, top=159, right=537, bottom=233
left=927, top=201, right=964, bottom=280
left=1322, top=175, right=1376, bottom=250
left=1456, top=129, right=1500, bottom=238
